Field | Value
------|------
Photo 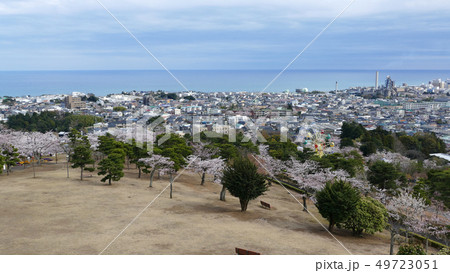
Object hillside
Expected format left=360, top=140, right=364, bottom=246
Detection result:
left=0, top=162, right=408, bottom=255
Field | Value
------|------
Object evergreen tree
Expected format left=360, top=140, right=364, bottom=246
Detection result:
left=0, top=153, right=4, bottom=174
left=368, top=160, right=401, bottom=191
left=128, top=139, right=148, bottom=178
left=69, top=129, right=94, bottom=180
left=1, top=144, right=20, bottom=175
left=222, top=156, right=268, bottom=212
left=316, top=180, right=360, bottom=232
left=97, top=133, right=123, bottom=156
left=97, top=148, right=125, bottom=185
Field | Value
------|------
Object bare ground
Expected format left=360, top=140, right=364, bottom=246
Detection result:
left=0, top=162, right=411, bottom=255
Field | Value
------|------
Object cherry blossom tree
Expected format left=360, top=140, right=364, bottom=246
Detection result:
left=192, top=142, right=217, bottom=160
left=409, top=199, right=450, bottom=253
left=187, top=155, right=226, bottom=186
left=139, top=155, right=174, bottom=187
left=366, top=151, right=418, bottom=175
left=88, top=131, right=105, bottom=167
left=287, top=158, right=349, bottom=193
left=18, top=132, right=59, bottom=178
left=422, top=159, right=438, bottom=171
left=384, top=191, right=427, bottom=255
left=210, top=159, right=227, bottom=201
left=257, top=145, right=285, bottom=177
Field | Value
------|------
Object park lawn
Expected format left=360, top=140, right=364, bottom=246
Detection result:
left=0, top=162, right=422, bottom=255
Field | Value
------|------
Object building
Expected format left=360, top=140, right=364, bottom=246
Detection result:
left=64, top=95, right=86, bottom=110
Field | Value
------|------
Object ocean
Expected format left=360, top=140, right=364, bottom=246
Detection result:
left=0, top=70, right=449, bottom=97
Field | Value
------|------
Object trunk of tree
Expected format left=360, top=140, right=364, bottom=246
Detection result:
left=169, top=173, right=173, bottom=199
left=138, top=167, right=141, bottom=178
left=109, top=177, right=111, bottom=185
left=6, top=166, right=10, bottom=176
left=328, top=216, right=335, bottom=232
left=390, top=230, right=395, bottom=255
left=239, top=199, right=249, bottom=212
left=158, top=171, right=160, bottom=179
left=80, top=168, right=83, bottom=181
left=302, top=196, right=308, bottom=211
left=127, top=158, right=130, bottom=170
left=149, top=169, right=156, bottom=187
left=201, top=171, right=206, bottom=185
left=220, top=184, right=226, bottom=201
left=55, top=153, right=58, bottom=164
left=32, top=160, right=36, bottom=178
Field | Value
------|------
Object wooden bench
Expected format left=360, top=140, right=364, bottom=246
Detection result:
left=260, top=201, right=271, bottom=209
left=235, top=247, right=260, bottom=255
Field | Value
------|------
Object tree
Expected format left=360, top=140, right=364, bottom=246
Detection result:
left=0, top=153, right=4, bottom=174
left=188, top=143, right=222, bottom=185
left=87, top=95, right=99, bottom=102
left=340, top=137, right=354, bottom=148
left=97, top=148, right=125, bottom=185
left=222, top=156, right=268, bottom=212
left=188, top=156, right=225, bottom=186
left=425, top=168, right=450, bottom=208
left=360, top=141, right=377, bottom=156
left=127, top=139, right=148, bottom=178
left=367, top=160, right=401, bottom=191
left=316, top=180, right=360, bottom=232
left=97, top=133, right=123, bottom=156
left=257, top=145, right=286, bottom=177
left=22, top=131, right=59, bottom=178
left=6, top=111, right=102, bottom=133
left=340, top=196, right=388, bottom=236
left=265, top=136, right=298, bottom=161
left=183, top=95, right=195, bottom=101
left=314, top=152, right=364, bottom=177
left=167, top=93, right=177, bottom=100
left=113, top=106, right=127, bottom=112
left=69, top=129, right=94, bottom=180
left=1, top=144, right=20, bottom=175
left=384, top=191, right=426, bottom=255
left=154, top=134, right=192, bottom=170
left=139, top=155, right=174, bottom=187
left=340, top=121, right=366, bottom=140
left=287, top=158, right=350, bottom=195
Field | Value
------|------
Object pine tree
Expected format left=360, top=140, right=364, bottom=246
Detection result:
left=1, top=144, right=20, bottom=175
left=69, top=129, right=94, bottom=180
left=98, top=149, right=125, bottom=185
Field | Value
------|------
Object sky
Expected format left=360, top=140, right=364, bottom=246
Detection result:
left=0, top=0, right=450, bottom=71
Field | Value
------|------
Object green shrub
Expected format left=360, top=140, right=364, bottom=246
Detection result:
left=397, top=244, right=426, bottom=255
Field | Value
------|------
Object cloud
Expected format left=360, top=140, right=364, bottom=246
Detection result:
left=0, top=0, right=449, bottom=70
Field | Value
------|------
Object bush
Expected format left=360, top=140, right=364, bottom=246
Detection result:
left=397, top=244, right=426, bottom=255
left=437, top=248, right=450, bottom=255
left=340, top=196, right=388, bottom=236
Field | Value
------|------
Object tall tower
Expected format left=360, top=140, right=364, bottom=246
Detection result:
left=375, top=71, right=379, bottom=89
left=335, top=81, right=338, bottom=92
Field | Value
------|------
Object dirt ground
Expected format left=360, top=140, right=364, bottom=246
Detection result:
left=0, top=161, right=415, bottom=255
